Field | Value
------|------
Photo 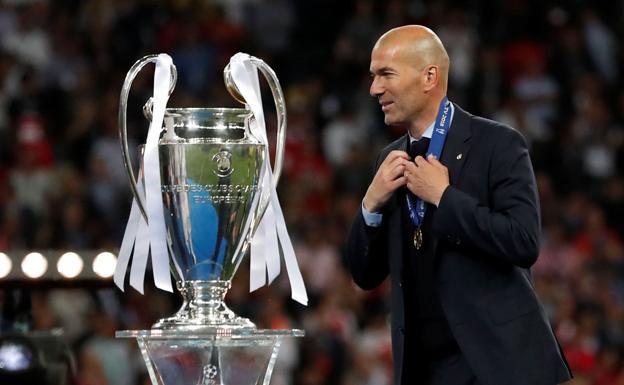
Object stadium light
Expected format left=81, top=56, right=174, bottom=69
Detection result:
left=92, top=252, right=117, bottom=278
left=0, top=253, right=11, bottom=279
left=21, top=253, right=47, bottom=279
left=57, top=252, right=84, bottom=279
left=0, top=250, right=117, bottom=284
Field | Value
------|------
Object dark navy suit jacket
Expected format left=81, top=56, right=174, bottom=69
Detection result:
left=346, top=104, right=572, bottom=385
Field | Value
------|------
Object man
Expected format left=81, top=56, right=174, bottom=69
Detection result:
left=346, top=25, right=572, bottom=385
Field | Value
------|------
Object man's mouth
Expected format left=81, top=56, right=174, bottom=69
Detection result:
left=381, top=101, right=394, bottom=111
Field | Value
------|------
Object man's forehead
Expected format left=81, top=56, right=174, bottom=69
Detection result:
left=370, top=45, right=408, bottom=71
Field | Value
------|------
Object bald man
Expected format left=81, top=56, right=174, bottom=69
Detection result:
left=346, top=26, right=572, bottom=385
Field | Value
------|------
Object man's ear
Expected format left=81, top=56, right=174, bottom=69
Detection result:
left=423, top=65, right=439, bottom=91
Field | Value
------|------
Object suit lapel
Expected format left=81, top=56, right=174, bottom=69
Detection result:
left=429, top=104, right=472, bottom=263
left=441, top=103, right=472, bottom=185
left=385, top=135, right=408, bottom=276
left=384, top=135, right=409, bottom=210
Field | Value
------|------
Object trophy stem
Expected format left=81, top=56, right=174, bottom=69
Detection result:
left=187, top=280, right=233, bottom=321
left=153, top=280, right=255, bottom=331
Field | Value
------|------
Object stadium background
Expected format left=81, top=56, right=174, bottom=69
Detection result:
left=0, top=0, right=623, bottom=384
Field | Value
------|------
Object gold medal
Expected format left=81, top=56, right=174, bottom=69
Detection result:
left=413, top=227, right=423, bottom=250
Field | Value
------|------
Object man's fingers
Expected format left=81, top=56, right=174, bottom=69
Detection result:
left=382, top=150, right=410, bottom=167
left=390, top=176, right=407, bottom=189
left=414, top=155, right=428, bottom=167
left=390, top=150, right=410, bottom=159
left=390, top=163, right=406, bottom=177
left=380, top=157, right=408, bottom=179
left=428, top=154, right=446, bottom=169
left=404, top=161, right=418, bottom=173
left=382, top=164, right=405, bottom=183
left=388, top=156, right=408, bottom=169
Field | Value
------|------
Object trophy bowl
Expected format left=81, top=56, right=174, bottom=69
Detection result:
left=154, top=107, right=265, bottom=331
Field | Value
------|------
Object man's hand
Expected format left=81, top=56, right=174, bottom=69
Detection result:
left=363, top=150, right=410, bottom=213
left=404, top=154, right=450, bottom=206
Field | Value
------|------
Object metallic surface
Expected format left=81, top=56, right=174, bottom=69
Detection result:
left=159, top=117, right=264, bottom=283
left=118, top=55, right=289, bottom=331
left=157, top=109, right=264, bottom=330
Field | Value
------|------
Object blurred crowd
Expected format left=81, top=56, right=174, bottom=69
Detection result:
left=0, top=0, right=623, bottom=384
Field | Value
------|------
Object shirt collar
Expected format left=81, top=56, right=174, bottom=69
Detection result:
left=408, top=101, right=454, bottom=143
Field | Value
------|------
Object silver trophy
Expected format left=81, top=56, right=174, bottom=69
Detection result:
left=116, top=55, right=302, bottom=385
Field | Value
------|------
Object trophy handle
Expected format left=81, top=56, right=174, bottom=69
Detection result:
left=224, top=57, right=287, bottom=233
left=118, top=55, right=177, bottom=221
left=224, top=57, right=286, bottom=186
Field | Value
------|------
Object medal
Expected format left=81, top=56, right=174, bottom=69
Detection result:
left=413, top=227, right=423, bottom=250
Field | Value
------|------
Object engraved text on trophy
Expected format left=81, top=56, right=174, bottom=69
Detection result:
left=161, top=183, right=258, bottom=204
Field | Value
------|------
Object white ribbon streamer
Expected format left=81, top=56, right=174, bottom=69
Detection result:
left=143, top=55, right=173, bottom=292
left=129, top=193, right=150, bottom=293
left=229, top=53, right=308, bottom=305
left=114, top=54, right=173, bottom=293
left=114, top=172, right=143, bottom=291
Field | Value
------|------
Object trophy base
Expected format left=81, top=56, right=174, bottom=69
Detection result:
left=152, top=280, right=256, bottom=332
left=152, top=314, right=256, bottom=332
left=116, top=329, right=304, bottom=385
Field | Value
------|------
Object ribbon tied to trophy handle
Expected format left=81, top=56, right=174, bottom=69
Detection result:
left=119, top=55, right=177, bottom=222
left=115, top=54, right=178, bottom=293
left=223, top=55, right=287, bottom=213
left=226, top=53, right=308, bottom=305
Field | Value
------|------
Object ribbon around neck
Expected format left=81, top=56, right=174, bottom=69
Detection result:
left=228, top=53, right=308, bottom=305
left=406, top=97, right=452, bottom=229
left=114, top=54, right=174, bottom=294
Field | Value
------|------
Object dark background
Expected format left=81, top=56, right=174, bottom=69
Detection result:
left=0, top=0, right=623, bottom=384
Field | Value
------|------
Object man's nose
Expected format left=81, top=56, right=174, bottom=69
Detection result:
left=370, top=78, right=383, bottom=97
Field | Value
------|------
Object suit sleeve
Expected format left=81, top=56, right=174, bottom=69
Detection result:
left=431, top=127, right=540, bottom=268
left=346, top=210, right=390, bottom=289
left=345, top=153, right=390, bottom=290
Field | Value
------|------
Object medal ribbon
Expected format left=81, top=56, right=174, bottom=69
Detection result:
left=406, top=97, right=451, bottom=229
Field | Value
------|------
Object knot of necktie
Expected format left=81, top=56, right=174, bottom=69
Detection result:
left=409, top=138, right=431, bottom=159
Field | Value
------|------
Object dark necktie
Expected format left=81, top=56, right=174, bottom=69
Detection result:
left=409, top=137, right=431, bottom=159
